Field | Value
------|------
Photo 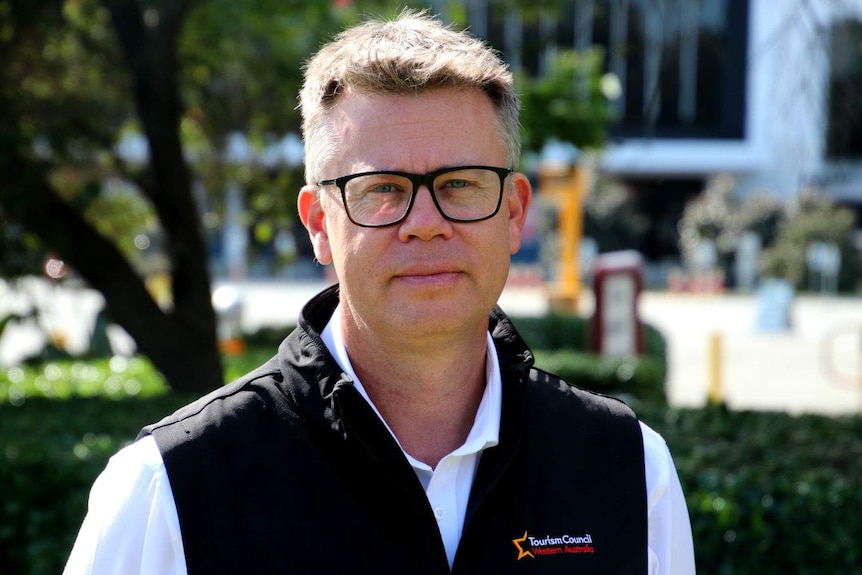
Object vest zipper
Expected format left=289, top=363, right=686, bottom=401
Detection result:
left=335, top=384, right=453, bottom=574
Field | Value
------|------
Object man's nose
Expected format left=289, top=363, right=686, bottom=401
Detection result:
left=397, top=185, right=454, bottom=241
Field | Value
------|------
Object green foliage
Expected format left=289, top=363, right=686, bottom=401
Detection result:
left=758, top=191, right=859, bottom=290
left=535, top=349, right=667, bottom=405
left=509, top=311, right=668, bottom=404
left=678, top=175, right=783, bottom=275
left=678, top=178, right=859, bottom=292
left=0, top=394, right=195, bottom=574
left=508, top=312, right=591, bottom=350
left=0, top=0, right=140, bottom=280
left=222, top=346, right=279, bottom=382
left=3, top=359, right=860, bottom=574
left=0, top=356, right=169, bottom=404
left=178, top=0, right=354, bottom=240
left=0, top=356, right=182, bottom=574
left=517, top=48, right=614, bottom=154
left=637, top=404, right=862, bottom=575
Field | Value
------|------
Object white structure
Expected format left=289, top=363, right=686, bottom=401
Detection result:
left=601, top=0, right=862, bottom=203
left=460, top=0, right=862, bottom=204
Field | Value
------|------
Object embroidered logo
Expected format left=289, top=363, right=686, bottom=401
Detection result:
left=512, top=531, right=595, bottom=560
left=512, top=531, right=534, bottom=560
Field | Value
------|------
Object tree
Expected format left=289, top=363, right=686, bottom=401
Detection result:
left=0, top=0, right=387, bottom=391
left=0, top=0, right=616, bottom=392
left=518, top=47, right=614, bottom=154
left=0, top=0, right=224, bottom=392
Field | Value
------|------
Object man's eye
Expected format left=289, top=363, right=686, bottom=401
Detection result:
left=370, top=183, right=402, bottom=193
left=438, top=179, right=472, bottom=190
left=352, top=179, right=408, bottom=197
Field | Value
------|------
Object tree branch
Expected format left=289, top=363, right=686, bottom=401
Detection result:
left=1, top=155, right=170, bottom=339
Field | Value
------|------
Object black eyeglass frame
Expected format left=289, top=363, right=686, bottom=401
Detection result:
left=317, top=165, right=513, bottom=228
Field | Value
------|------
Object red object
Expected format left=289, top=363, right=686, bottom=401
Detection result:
left=591, top=251, right=644, bottom=356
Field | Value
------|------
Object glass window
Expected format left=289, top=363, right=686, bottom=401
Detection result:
left=826, top=19, right=862, bottom=159
left=480, top=0, right=749, bottom=140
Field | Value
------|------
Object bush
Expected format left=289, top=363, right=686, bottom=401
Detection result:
left=535, top=350, right=667, bottom=405
left=2, top=352, right=862, bottom=574
left=637, top=403, right=862, bottom=575
left=678, top=178, right=859, bottom=292
left=243, top=314, right=669, bottom=405
left=510, top=312, right=668, bottom=404
left=0, top=312, right=666, bottom=574
left=758, top=191, right=859, bottom=291
left=0, top=395, right=195, bottom=574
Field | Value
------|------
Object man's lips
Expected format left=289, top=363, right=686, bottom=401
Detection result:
left=393, top=265, right=463, bottom=285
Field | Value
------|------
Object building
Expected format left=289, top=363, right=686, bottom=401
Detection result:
left=450, top=0, right=862, bottom=264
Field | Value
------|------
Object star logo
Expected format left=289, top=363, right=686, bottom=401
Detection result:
left=512, top=531, right=534, bottom=560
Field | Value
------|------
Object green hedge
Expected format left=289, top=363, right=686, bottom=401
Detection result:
left=6, top=319, right=859, bottom=575
left=506, top=312, right=668, bottom=363
left=534, top=349, right=667, bottom=405
left=509, top=313, right=667, bottom=404
left=244, top=314, right=669, bottom=405
left=3, top=367, right=860, bottom=574
left=637, top=403, right=862, bottom=575
left=0, top=358, right=194, bottom=574
left=1, top=394, right=194, bottom=574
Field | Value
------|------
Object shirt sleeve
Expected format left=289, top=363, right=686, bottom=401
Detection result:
left=63, top=435, right=187, bottom=575
left=641, top=421, right=696, bottom=575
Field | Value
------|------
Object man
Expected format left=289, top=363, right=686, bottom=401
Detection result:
left=65, top=11, right=694, bottom=574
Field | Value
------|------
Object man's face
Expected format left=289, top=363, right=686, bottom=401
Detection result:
left=298, top=87, right=531, bottom=345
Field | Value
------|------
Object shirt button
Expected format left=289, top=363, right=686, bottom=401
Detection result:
left=434, top=507, right=444, bottom=520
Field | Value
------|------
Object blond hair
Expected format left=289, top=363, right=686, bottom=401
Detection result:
left=299, top=10, right=520, bottom=183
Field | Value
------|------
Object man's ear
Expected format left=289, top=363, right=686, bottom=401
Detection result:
left=297, top=185, right=333, bottom=265
left=506, top=173, right=532, bottom=255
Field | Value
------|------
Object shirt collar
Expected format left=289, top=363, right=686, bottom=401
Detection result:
left=320, top=303, right=501, bottom=467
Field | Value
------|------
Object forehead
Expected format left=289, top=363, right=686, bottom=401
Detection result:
left=326, top=87, right=508, bottom=174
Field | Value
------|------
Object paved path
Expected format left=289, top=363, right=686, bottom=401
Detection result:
left=3, top=278, right=861, bottom=416
left=637, top=291, right=862, bottom=416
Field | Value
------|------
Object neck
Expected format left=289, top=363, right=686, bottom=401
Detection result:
left=343, top=316, right=488, bottom=469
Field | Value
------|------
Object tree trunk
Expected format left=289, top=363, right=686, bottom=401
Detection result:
left=2, top=156, right=223, bottom=393
left=0, top=0, right=224, bottom=393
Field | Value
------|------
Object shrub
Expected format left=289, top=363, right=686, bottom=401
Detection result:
left=0, top=311, right=667, bottom=574
left=0, top=356, right=170, bottom=404
left=637, top=403, right=862, bottom=575
left=508, top=313, right=591, bottom=350
left=535, top=350, right=667, bottom=405
left=3, top=355, right=862, bottom=574
left=243, top=314, right=669, bottom=405
left=1, top=395, right=194, bottom=575
left=510, top=312, right=667, bottom=404
left=758, top=191, right=859, bottom=291
left=678, top=175, right=783, bottom=276
left=678, top=179, right=859, bottom=292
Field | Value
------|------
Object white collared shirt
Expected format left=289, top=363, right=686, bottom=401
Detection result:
left=321, top=305, right=502, bottom=567
left=64, top=312, right=695, bottom=575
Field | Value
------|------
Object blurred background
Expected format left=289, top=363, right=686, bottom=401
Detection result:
left=1, top=1, right=861, bottom=574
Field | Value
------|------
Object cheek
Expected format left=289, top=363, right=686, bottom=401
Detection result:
left=476, top=222, right=517, bottom=274
left=327, top=223, right=372, bottom=278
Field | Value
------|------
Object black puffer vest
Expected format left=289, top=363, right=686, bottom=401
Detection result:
left=141, top=285, right=646, bottom=574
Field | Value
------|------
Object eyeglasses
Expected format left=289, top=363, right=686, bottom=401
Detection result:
left=318, top=165, right=513, bottom=228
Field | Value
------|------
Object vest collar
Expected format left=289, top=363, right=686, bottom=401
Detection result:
left=277, top=285, right=535, bottom=450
